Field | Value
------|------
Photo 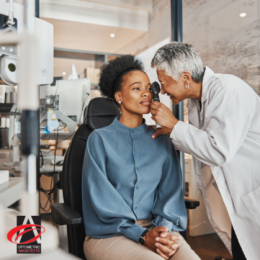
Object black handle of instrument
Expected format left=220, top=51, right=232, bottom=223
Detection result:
left=151, top=82, right=161, bottom=128
left=151, top=82, right=161, bottom=102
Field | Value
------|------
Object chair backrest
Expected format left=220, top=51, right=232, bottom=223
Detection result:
left=62, top=97, right=120, bottom=259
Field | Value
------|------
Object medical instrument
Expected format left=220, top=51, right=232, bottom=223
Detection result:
left=151, top=81, right=161, bottom=128
left=151, top=81, right=160, bottom=102
left=0, top=0, right=54, bottom=85
left=39, top=78, right=91, bottom=140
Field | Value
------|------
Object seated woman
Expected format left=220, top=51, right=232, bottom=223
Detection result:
left=82, top=55, right=200, bottom=260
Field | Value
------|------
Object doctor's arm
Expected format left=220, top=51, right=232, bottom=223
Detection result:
left=170, top=87, right=254, bottom=166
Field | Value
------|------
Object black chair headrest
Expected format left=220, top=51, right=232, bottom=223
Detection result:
left=84, top=97, right=121, bottom=130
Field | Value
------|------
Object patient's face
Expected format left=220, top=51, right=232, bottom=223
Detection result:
left=119, top=71, right=152, bottom=115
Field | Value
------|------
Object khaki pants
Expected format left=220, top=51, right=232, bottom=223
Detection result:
left=83, top=220, right=200, bottom=260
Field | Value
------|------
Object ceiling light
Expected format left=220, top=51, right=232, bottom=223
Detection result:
left=240, top=13, right=246, bottom=17
left=62, top=72, right=66, bottom=75
left=10, top=48, right=13, bottom=52
left=110, top=33, right=115, bottom=38
left=1, top=46, right=5, bottom=50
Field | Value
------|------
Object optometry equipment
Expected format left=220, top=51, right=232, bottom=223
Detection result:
left=151, top=81, right=161, bottom=128
left=40, top=78, right=91, bottom=140
left=151, top=81, right=160, bottom=102
left=0, top=0, right=53, bottom=85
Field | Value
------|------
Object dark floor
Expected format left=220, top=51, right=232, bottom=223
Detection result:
left=187, top=231, right=232, bottom=260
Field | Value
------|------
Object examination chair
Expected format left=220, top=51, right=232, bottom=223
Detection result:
left=51, top=97, right=200, bottom=260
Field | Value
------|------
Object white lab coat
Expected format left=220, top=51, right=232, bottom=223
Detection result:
left=170, top=67, right=260, bottom=260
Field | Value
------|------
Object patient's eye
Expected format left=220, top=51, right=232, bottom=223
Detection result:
left=147, top=87, right=152, bottom=91
left=133, top=87, right=140, bottom=90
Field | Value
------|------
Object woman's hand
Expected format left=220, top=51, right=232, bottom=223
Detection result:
left=155, top=232, right=182, bottom=258
left=145, top=227, right=181, bottom=259
left=144, top=226, right=168, bottom=253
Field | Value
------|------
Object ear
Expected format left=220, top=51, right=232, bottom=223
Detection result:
left=114, top=91, right=122, bottom=103
left=182, top=71, right=192, bottom=85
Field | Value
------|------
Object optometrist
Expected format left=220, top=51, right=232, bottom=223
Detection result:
left=150, top=42, right=260, bottom=260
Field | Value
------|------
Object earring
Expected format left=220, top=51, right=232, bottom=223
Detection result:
left=185, top=84, right=189, bottom=89
left=118, top=101, right=121, bottom=104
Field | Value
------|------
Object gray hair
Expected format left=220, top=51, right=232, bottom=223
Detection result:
left=151, top=42, right=204, bottom=83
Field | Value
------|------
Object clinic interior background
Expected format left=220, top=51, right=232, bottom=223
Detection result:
left=40, top=0, right=260, bottom=235
left=6, top=0, right=260, bottom=251
left=39, top=0, right=260, bottom=121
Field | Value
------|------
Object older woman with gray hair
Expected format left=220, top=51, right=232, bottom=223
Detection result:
left=150, top=42, right=260, bottom=260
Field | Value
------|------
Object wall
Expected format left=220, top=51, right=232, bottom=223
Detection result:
left=118, top=0, right=171, bottom=55
left=183, top=0, right=260, bottom=95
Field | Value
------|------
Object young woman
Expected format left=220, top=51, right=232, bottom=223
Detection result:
left=82, top=55, right=200, bottom=260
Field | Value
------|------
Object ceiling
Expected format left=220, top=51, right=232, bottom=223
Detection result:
left=40, top=0, right=151, bottom=54
left=78, top=0, right=153, bottom=12
left=39, top=0, right=153, bottom=79
left=41, top=17, right=147, bottom=53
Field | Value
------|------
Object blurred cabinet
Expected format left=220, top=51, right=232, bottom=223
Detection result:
left=185, top=154, right=215, bottom=236
left=86, top=68, right=101, bottom=84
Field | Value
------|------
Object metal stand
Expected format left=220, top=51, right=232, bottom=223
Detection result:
left=171, top=0, right=185, bottom=191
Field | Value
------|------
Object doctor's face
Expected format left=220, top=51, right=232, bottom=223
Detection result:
left=116, top=70, right=152, bottom=115
left=156, top=70, right=186, bottom=105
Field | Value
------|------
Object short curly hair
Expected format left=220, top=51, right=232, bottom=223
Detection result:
left=99, top=55, right=144, bottom=104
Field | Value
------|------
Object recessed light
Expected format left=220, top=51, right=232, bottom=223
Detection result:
left=240, top=13, right=246, bottom=17
left=110, top=33, right=115, bottom=38
left=10, top=48, right=13, bottom=52
left=2, top=46, right=5, bottom=50
left=62, top=72, right=66, bottom=75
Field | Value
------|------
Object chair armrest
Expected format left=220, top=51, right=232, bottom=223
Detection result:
left=51, top=203, right=82, bottom=226
left=184, top=196, right=200, bottom=209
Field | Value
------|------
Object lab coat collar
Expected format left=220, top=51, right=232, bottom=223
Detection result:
left=186, top=67, right=214, bottom=125
left=201, top=66, right=215, bottom=104
left=111, top=116, right=149, bottom=135
left=186, top=66, right=214, bottom=109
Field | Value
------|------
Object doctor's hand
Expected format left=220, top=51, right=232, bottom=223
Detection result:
left=150, top=101, right=179, bottom=132
left=150, top=127, right=172, bottom=139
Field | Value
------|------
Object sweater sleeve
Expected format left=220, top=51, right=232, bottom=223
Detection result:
left=82, top=131, right=146, bottom=243
left=151, top=138, right=187, bottom=232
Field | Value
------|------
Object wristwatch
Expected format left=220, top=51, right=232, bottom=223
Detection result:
left=139, top=229, right=149, bottom=245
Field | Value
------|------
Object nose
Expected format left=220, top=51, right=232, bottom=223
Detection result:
left=142, top=88, right=151, bottom=97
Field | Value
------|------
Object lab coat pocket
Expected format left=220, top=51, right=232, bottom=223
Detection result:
left=242, top=186, right=260, bottom=227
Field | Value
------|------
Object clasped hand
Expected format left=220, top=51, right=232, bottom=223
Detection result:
left=144, top=227, right=182, bottom=259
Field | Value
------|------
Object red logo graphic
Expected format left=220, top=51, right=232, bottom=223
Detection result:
left=7, top=224, right=45, bottom=244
